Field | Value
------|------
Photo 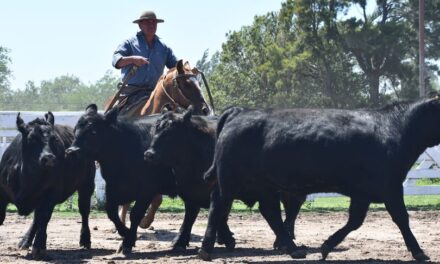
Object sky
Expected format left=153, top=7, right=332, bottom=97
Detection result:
left=0, top=1, right=285, bottom=91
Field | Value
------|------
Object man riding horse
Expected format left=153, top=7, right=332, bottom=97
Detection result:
left=109, top=10, right=212, bottom=229
left=109, top=10, right=178, bottom=116
left=109, top=10, right=178, bottom=229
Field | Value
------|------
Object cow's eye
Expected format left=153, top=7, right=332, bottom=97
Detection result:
left=27, top=135, right=37, bottom=144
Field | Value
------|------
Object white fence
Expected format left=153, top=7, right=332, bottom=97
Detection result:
left=0, top=111, right=439, bottom=207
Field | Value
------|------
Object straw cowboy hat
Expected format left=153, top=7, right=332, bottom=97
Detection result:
left=133, top=11, right=164, bottom=23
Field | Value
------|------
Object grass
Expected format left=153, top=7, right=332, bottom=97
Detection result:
left=417, top=178, right=440, bottom=186
left=6, top=194, right=440, bottom=218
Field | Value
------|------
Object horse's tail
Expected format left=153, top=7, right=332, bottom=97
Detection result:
left=203, top=107, right=244, bottom=183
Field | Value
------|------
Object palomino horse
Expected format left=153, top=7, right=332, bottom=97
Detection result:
left=109, top=59, right=212, bottom=229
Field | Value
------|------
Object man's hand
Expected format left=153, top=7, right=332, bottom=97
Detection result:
left=130, top=56, right=149, bottom=67
left=116, top=56, right=149, bottom=68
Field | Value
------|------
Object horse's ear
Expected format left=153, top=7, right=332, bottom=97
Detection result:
left=16, top=113, right=27, bottom=135
left=104, top=107, right=118, bottom=124
left=183, top=106, right=194, bottom=123
left=191, top=67, right=200, bottom=75
left=183, top=61, right=191, bottom=71
left=176, top=59, right=184, bottom=74
left=86, top=104, right=98, bottom=114
left=45, top=112, right=55, bottom=125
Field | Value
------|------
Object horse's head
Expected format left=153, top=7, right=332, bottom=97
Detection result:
left=166, top=60, right=212, bottom=115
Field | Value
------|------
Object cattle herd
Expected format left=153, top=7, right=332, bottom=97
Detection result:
left=1, top=95, right=440, bottom=262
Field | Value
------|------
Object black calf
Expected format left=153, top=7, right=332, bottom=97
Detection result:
left=66, top=105, right=177, bottom=255
left=0, top=112, right=95, bottom=259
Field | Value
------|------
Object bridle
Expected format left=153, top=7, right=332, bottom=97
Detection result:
left=160, top=71, right=200, bottom=110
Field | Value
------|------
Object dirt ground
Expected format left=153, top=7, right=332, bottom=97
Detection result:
left=0, top=210, right=439, bottom=264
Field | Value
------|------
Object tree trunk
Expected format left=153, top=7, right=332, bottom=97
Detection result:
left=367, top=73, right=380, bottom=106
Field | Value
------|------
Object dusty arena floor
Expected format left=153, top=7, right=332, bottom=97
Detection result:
left=0, top=210, right=439, bottom=263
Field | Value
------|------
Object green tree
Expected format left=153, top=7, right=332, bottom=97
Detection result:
left=79, top=70, right=119, bottom=110
left=205, top=0, right=367, bottom=110
left=292, top=0, right=368, bottom=107
left=0, top=46, right=12, bottom=102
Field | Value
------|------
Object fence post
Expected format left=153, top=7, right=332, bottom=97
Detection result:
left=94, top=165, right=106, bottom=209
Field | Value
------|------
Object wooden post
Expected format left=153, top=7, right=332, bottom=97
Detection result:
left=419, top=0, right=425, bottom=97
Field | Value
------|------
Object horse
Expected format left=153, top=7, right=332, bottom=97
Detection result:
left=105, top=59, right=212, bottom=229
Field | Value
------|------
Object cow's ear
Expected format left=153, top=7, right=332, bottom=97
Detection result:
left=16, top=113, right=27, bottom=134
left=45, top=111, right=55, bottom=125
left=176, top=59, right=184, bottom=75
left=161, top=103, right=173, bottom=114
left=86, top=104, right=98, bottom=114
left=183, top=106, right=193, bottom=123
left=104, top=107, right=118, bottom=124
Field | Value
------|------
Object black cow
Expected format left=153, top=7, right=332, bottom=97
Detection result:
left=144, top=109, right=306, bottom=253
left=65, top=105, right=174, bottom=255
left=65, top=105, right=237, bottom=254
left=199, top=97, right=440, bottom=261
left=0, top=112, right=95, bottom=259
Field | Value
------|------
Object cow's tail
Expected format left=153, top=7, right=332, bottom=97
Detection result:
left=215, top=106, right=244, bottom=138
left=203, top=163, right=216, bottom=183
left=203, top=107, right=244, bottom=183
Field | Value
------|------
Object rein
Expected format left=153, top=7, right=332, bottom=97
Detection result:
left=105, top=65, right=138, bottom=114
left=161, top=72, right=196, bottom=110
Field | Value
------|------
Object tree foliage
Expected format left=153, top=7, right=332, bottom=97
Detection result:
left=1, top=1, right=440, bottom=112
left=0, top=71, right=118, bottom=111
left=0, top=46, right=12, bottom=101
left=200, top=0, right=440, bottom=111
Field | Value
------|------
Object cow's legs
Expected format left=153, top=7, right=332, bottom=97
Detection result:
left=0, top=200, right=7, bottom=225
left=106, top=200, right=129, bottom=238
left=18, top=217, right=38, bottom=249
left=199, top=187, right=233, bottom=260
left=172, top=202, right=200, bottom=251
left=118, top=195, right=153, bottom=255
left=321, top=198, right=369, bottom=260
left=31, top=201, right=55, bottom=260
left=139, top=194, right=162, bottom=229
left=258, top=192, right=306, bottom=259
left=385, top=190, right=429, bottom=261
left=216, top=213, right=235, bottom=250
left=281, top=193, right=305, bottom=240
left=77, top=181, right=94, bottom=249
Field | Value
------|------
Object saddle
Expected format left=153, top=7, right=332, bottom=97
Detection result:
left=109, top=85, right=154, bottom=117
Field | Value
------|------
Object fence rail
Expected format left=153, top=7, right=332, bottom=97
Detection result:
left=1, top=111, right=439, bottom=207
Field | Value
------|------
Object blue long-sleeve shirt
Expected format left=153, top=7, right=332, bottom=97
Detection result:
left=112, top=32, right=178, bottom=89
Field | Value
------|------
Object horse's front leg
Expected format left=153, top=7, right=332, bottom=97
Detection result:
left=119, top=204, right=130, bottom=226
left=139, top=194, right=162, bottom=229
left=18, top=216, right=37, bottom=249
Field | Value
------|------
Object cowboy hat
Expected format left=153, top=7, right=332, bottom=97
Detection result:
left=133, top=10, right=164, bottom=23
